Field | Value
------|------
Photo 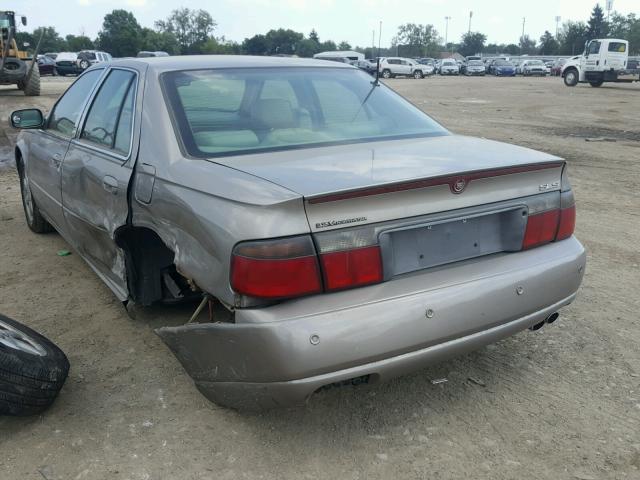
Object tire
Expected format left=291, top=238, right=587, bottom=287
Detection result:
left=564, top=68, right=579, bottom=87
left=381, top=69, right=392, bottom=79
left=0, top=313, right=69, bottom=416
left=589, top=79, right=604, bottom=87
left=17, top=159, right=54, bottom=234
left=21, top=63, right=40, bottom=96
left=413, top=70, right=423, bottom=79
left=79, top=59, right=90, bottom=70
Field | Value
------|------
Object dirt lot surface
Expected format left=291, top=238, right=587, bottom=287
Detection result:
left=0, top=75, right=639, bottom=480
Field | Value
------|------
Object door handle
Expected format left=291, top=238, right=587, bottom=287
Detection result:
left=51, top=153, right=62, bottom=168
left=102, top=176, right=118, bottom=195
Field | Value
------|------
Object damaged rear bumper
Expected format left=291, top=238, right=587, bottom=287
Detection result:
left=156, top=237, right=586, bottom=410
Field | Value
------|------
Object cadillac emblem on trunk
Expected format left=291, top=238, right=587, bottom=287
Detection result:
left=451, top=178, right=467, bottom=194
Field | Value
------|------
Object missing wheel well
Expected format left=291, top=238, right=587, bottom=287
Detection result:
left=115, top=226, right=195, bottom=306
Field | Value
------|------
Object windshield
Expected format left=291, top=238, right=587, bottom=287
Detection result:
left=494, top=60, right=511, bottom=66
left=528, top=60, right=544, bottom=65
left=163, top=67, right=448, bottom=158
left=468, top=60, right=483, bottom=66
left=442, top=60, right=456, bottom=65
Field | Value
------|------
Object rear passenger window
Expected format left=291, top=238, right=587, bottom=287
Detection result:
left=81, top=69, right=135, bottom=153
left=47, top=69, right=102, bottom=137
left=608, top=42, right=626, bottom=53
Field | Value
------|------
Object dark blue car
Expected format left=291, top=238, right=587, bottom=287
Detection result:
left=491, top=60, right=516, bottom=76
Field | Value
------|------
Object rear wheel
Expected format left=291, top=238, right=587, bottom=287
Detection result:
left=589, top=79, right=604, bottom=87
left=413, top=70, right=423, bottom=79
left=17, top=160, right=54, bottom=234
left=79, top=59, right=90, bottom=70
left=564, top=68, right=579, bottom=87
left=381, top=69, right=392, bottom=79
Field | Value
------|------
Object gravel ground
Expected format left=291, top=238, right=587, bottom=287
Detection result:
left=0, top=75, right=639, bottom=480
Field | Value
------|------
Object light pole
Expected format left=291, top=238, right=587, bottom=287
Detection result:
left=378, top=20, right=382, bottom=57
left=555, top=16, right=561, bottom=38
left=521, top=17, right=526, bottom=43
left=606, top=0, right=613, bottom=21
left=468, top=11, right=473, bottom=34
left=444, top=16, right=451, bottom=47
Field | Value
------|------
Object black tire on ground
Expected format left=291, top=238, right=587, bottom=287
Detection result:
left=17, top=159, right=54, bottom=234
left=413, top=70, right=423, bottom=79
left=589, top=80, right=604, bottom=87
left=0, top=313, right=69, bottom=416
left=381, top=69, right=392, bottom=79
left=79, top=59, right=90, bottom=70
left=21, top=63, right=41, bottom=96
left=564, top=68, right=579, bottom=87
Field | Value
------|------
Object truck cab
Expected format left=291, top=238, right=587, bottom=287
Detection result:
left=563, top=38, right=639, bottom=87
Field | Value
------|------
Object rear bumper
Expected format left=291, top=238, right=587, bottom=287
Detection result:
left=157, top=237, right=586, bottom=410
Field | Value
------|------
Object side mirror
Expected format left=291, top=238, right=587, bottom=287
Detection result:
left=21, top=16, right=27, bottom=26
left=10, top=109, right=44, bottom=129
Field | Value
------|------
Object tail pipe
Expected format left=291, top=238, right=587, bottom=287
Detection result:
left=529, top=312, right=560, bottom=331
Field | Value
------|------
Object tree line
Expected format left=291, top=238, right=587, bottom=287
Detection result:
left=14, top=4, right=639, bottom=59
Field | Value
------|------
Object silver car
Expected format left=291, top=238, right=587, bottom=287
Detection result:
left=10, top=56, right=585, bottom=410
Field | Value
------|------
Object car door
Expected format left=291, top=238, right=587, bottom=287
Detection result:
left=26, top=69, right=104, bottom=233
left=61, top=67, right=140, bottom=300
left=584, top=40, right=601, bottom=72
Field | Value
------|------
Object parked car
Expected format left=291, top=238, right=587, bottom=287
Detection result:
left=355, top=59, right=376, bottom=75
left=9, top=56, right=585, bottom=410
left=489, top=59, right=516, bottom=76
left=521, top=59, right=547, bottom=76
left=77, top=50, right=112, bottom=71
left=378, top=57, right=430, bottom=78
left=54, top=52, right=80, bottom=76
left=551, top=58, right=568, bottom=76
left=464, top=59, right=486, bottom=76
left=439, top=58, right=460, bottom=75
left=37, top=55, right=56, bottom=76
left=43, top=52, right=58, bottom=60
left=137, top=51, right=170, bottom=58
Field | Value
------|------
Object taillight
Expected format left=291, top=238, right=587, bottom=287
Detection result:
left=522, top=205, right=576, bottom=249
left=231, top=236, right=322, bottom=299
left=522, top=210, right=560, bottom=249
left=320, top=246, right=383, bottom=291
left=556, top=205, right=576, bottom=240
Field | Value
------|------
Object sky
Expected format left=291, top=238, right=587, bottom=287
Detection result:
left=12, top=0, right=639, bottom=47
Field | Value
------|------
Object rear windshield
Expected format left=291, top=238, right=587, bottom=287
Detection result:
left=608, top=42, right=627, bottom=53
left=163, top=67, right=448, bottom=158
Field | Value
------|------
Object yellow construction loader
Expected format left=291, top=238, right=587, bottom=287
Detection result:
left=0, top=11, right=40, bottom=96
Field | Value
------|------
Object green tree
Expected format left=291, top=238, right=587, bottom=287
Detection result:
left=459, top=32, right=486, bottom=56
left=558, top=20, right=588, bottom=55
left=295, top=38, right=320, bottom=57
left=97, top=10, right=142, bottom=57
left=337, top=41, right=351, bottom=50
left=504, top=43, right=520, bottom=55
left=319, top=40, right=337, bottom=52
left=200, top=37, right=241, bottom=54
left=155, top=8, right=217, bottom=54
left=242, top=34, right=270, bottom=55
left=22, top=26, right=66, bottom=53
left=586, top=3, right=608, bottom=40
left=65, top=34, right=94, bottom=51
left=264, top=29, right=304, bottom=55
left=140, top=28, right=180, bottom=54
left=538, top=31, right=558, bottom=55
left=392, top=23, right=439, bottom=57
left=519, top=34, right=537, bottom=54
left=609, top=13, right=640, bottom=54
left=309, top=29, right=320, bottom=43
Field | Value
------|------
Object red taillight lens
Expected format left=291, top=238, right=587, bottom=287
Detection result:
left=231, top=236, right=322, bottom=299
left=522, top=209, right=560, bottom=249
left=320, top=246, right=383, bottom=291
left=556, top=205, right=576, bottom=241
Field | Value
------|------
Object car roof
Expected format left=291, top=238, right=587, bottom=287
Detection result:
left=107, top=55, right=355, bottom=73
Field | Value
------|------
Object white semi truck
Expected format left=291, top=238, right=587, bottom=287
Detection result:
left=562, top=38, right=640, bottom=87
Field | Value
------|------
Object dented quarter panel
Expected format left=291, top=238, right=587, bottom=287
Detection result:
left=129, top=67, right=309, bottom=305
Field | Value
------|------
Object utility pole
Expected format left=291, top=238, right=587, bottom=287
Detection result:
left=555, top=16, right=561, bottom=38
left=468, top=11, right=473, bottom=34
left=372, top=29, right=375, bottom=58
left=444, top=16, right=451, bottom=47
left=521, top=17, right=526, bottom=43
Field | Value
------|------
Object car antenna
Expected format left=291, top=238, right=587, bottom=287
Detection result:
left=373, top=56, right=381, bottom=86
